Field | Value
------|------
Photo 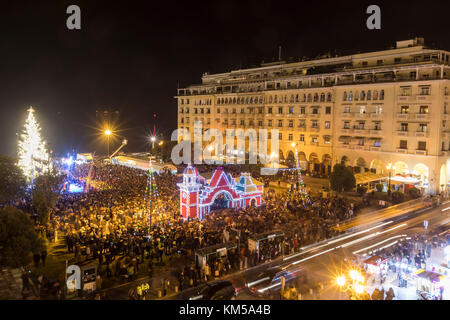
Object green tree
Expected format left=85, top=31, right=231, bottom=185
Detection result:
left=0, top=207, right=44, bottom=268
left=32, top=170, right=65, bottom=225
left=0, top=156, right=27, bottom=204
left=329, top=164, right=356, bottom=193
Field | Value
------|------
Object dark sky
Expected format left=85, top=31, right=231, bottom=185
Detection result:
left=1, top=0, right=450, bottom=156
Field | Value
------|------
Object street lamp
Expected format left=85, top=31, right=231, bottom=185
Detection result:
left=150, top=136, right=156, bottom=149
left=336, top=275, right=346, bottom=287
left=105, top=129, right=112, bottom=158
left=386, top=163, right=397, bottom=196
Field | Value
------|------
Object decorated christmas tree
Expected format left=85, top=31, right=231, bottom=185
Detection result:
left=17, top=107, right=51, bottom=183
left=145, top=159, right=160, bottom=232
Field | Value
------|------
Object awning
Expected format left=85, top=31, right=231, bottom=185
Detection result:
left=355, top=172, right=388, bottom=184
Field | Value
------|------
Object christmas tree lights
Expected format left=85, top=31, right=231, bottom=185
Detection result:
left=17, top=107, right=52, bottom=183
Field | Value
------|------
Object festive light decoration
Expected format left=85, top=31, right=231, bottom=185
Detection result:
left=17, top=107, right=52, bottom=182
left=144, top=159, right=160, bottom=232
left=177, top=165, right=264, bottom=220
left=286, top=150, right=310, bottom=204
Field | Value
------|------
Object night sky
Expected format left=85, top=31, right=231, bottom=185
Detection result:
left=1, top=0, right=450, bottom=156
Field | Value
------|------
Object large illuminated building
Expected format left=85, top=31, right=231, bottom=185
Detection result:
left=176, top=38, right=450, bottom=194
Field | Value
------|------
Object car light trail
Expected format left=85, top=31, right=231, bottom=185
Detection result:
left=283, top=220, right=394, bottom=261
left=352, top=234, right=407, bottom=255
left=339, top=223, right=407, bottom=248
left=247, top=277, right=270, bottom=288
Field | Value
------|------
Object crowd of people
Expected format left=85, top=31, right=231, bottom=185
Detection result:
left=29, top=161, right=367, bottom=299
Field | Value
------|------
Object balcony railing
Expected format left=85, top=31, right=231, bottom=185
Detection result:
left=397, top=148, right=408, bottom=153
left=415, top=149, right=427, bottom=155
left=370, top=113, right=383, bottom=120
left=415, top=131, right=429, bottom=137
left=396, top=113, right=409, bottom=120
left=370, top=146, right=381, bottom=152
left=414, top=113, right=429, bottom=120
left=396, top=130, right=409, bottom=137
left=341, top=113, right=353, bottom=118
left=310, top=126, right=320, bottom=132
left=354, top=113, right=369, bottom=119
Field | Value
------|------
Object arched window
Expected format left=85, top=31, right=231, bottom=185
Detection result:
left=290, top=95, right=294, bottom=103
left=343, top=91, right=347, bottom=101
left=360, top=91, right=365, bottom=100
left=380, top=89, right=385, bottom=100
left=233, top=97, right=236, bottom=104
left=373, top=90, right=378, bottom=100
left=313, top=93, right=319, bottom=102
left=320, top=93, right=325, bottom=102
left=367, top=90, right=371, bottom=100
left=225, top=98, right=229, bottom=104
left=250, top=97, right=253, bottom=104
left=307, top=94, right=312, bottom=102
left=303, top=94, right=307, bottom=102
left=295, top=94, right=299, bottom=102
left=246, top=97, right=249, bottom=104
left=274, top=96, right=278, bottom=103
left=327, top=93, right=332, bottom=101
left=354, top=91, right=359, bottom=101
left=269, top=96, right=273, bottom=103
left=348, top=91, right=353, bottom=101
left=284, top=95, right=287, bottom=103
left=259, top=97, right=263, bottom=104
left=445, top=87, right=449, bottom=96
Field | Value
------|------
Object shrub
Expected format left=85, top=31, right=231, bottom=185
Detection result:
left=408, top=187, right=421, bottom=199
left=357, top=185, right=368, bottom=195
left=391, top=191, right=405, bottom=204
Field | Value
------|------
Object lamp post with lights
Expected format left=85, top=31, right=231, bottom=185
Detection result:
left=105, top=129, right=112, bottom=158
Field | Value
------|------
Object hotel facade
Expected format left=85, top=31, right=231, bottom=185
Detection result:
left=176, top=38, right=450, bottom=194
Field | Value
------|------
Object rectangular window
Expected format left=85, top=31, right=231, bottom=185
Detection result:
left=418, top=141, right=426, bottom=150
left=311, top=120, right=318, bottom=128
left=419, top=106, right=429, bottom=114
left=278, top=107, right=283, bottom=114
left=288, top=134, right=293, bottom=141
left=344, top=121, right=350, bottom=129
left=289, top=107, right=294, bottom=114
left=325, top=121, right=331, bottom=129
left=289, top=120, right=293, bottom=127
left=401, top=106, right=409, bottom=114
left=279, top=133, right=282, bottom=140
left=400, top=140, right=407, bottom=149
left=268, top=120, right=272, bottom=127
left=312, top=108, right=319, bottom=114
left=299, top=134, right=304, bottom=142
left=401, top=123, right=408, bottom=131
left=300, top=106, right=306, bottom=114
left=278, top=120, right=283, bottom=127
left=268, top=107, right=273, bottom=114
left=344, top=106, right=351, bottom=113
left=325, top=106, right=331, bottom=114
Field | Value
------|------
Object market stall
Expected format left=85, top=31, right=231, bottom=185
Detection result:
left=414, top=269, right=446, bottom=300
left=194, top=242, right=237, bottom=269
left=247, top=230, right=284, bottom=256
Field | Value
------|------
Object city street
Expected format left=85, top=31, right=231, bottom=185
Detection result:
left=159, top=199, right=449, bottom=300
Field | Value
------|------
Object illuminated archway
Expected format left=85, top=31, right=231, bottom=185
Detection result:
left=370, top=159, right=385, bottom=174
left=393, top=161, right=409, bottom=175
left=412, top=163, right=429, bottom=183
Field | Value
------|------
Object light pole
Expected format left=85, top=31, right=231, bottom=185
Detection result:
left=105, top=129, right=112, bottom=158
left=386, top=163, right=396, bottom=196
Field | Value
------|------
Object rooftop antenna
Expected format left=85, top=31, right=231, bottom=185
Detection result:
left=278, top=46, right=282, bottom=61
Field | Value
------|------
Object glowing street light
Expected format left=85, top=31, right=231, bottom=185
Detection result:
left=336, top=275, right=346, bottom=287
left=150, top=136, right=156, bottom=149
left=105, top=129, right=112, bottom=158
